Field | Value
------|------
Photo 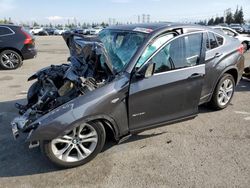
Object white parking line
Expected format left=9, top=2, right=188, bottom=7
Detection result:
left=235, top=111, right=250, bottom=115
left=244, top=117, right=250, bottom=121
left=235, top=111, right=250, bottom=121
left=20, top=91, right=28, bottom=94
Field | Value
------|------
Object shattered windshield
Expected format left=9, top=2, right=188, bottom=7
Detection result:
left=99, top=29, right=147, bottom=73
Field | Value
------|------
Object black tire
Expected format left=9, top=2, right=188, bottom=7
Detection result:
left=209, top=73, right=235, bottom=110
left=42, top=121, right=106, bottom=168
left=0, top=50, right=22, bottom=70
left=242, top=42, right=248, bottom=53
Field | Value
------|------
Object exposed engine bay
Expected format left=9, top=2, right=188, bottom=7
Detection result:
left=11, top=33, right=114, bottom=138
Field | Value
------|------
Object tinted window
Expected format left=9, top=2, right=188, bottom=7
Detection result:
left=150, top=33, right=202, bottom=74
left=151, top=46, right=172, bottom=73
left=0, top=27, right=13, bottom=36
left=136, top=33, right=175, bottom=68
left=207, top=32, right=218, bottom=50
left=215, top=34, right=224, bottom=45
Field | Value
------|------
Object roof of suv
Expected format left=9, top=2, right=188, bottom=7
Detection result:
left=0, top=24, right=21, bottom=29
left=107, top=22, right=201, bottom=32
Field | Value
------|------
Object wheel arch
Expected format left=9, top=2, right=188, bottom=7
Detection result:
left=77, top=115, right=120, bottom=141
left=208, top=67, right=238, bottom=102
left=224, top=68, right=238, bottom=84
left=0, top=47, right=23, bottom=60
left=242, top=41, right=250, bottom=50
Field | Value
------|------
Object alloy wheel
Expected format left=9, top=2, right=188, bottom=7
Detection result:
left=51, top=123, right=98, bottom=162
left=217, top=78, right=234, bottom=106
left=0, top=51, right=20, bottom=69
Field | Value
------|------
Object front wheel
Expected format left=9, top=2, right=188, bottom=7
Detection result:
left=42, top=121, right=106, bottom=168
left=209, top=73, right=235, bottom=110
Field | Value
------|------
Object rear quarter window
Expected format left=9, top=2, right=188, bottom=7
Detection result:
left=206, top=32, right=224, bottom=50
left=0, top=26, right=14, bottom=36
left=215, top=34, right=224, bottom=45
left=207, top=32, right=218, bottom=49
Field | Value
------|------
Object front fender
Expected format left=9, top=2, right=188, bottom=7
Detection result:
left=27, top=102, right=76, bottom=142
left=27, top=74, right=130, bottom=142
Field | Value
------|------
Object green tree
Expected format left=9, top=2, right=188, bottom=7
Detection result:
left=233, top=6, right=239, bottom=23
left=33, top=22, right=39, bottom=27
left=219, top=17, right=224, bottom=23
left=214, top=17, right=220, bottom=25
left=197, top=20, right=207, bottom=25
left=208, top=18, right=214, bottom=25
left=101, top=22, right=108, bottom=27
left=233, top=6, right=244, bottom=24
left=237, top=7, right=244, bottom=24
left=226, top=11, right=234, bottom=24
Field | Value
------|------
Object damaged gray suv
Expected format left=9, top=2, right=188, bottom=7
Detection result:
left=11, top=23, right=245, bottom=168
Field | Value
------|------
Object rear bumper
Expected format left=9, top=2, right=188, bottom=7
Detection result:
left=21, top=47, right=37, bottom=60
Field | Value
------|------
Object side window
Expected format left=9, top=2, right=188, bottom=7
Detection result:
left=136, top=33, right=175, bottom=68
left=150, top=33, right=202, bottom=74
left=207, top=32, right=218, bottom=50
left=215, top=34, right=224, bottom=46
left=222, top=29, right=235, bottom=37
left=184, top=33, right=203, bottom=66
left=0, top=27, right=13, bottom=36
left=151, top=45, right=172, bottom=74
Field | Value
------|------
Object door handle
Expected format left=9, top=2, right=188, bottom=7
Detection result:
left=214, top=53, right=223, bottom=58
left=188, top=73, right=204, bottom=79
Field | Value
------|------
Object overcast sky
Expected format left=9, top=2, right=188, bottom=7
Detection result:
left=0, top=0, right=249, bottom=24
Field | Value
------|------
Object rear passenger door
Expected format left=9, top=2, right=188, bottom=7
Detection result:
left=201, top=31, right=225, bottom=102
left=129, top=32, right=206, bottom=130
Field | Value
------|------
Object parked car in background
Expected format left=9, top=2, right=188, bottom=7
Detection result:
left=12, top=23, right=244, bottom=168
left=82, top=27, right=91, bottom=35
left=229, top=24, right=244, bottom=33
left=0, top=24, right=36, bottom=69
left=44, top=28, right=56, bottom=35
left=37, top=30, right=49, bottom=36
left=54, top=28, right=69, bottom=35
left=89, top=26, right=103, bottom=35
left=212, top=26, right=250, bottom=52
left=29, top=27, right=44, bottom=35
left=85, top=27, right=92, bottom=35
left=242, top=25, right=250, bottom=34
left=71, top=28, right=85, bottom=34
left=218, top=23, right=228, bottom=27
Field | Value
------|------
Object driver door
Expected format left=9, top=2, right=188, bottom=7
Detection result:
left=128, top=32, right=206, bottom=131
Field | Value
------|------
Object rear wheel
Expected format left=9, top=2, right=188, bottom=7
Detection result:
left=209, top=74, right=235, bottom=110
left=42, top=121, right=106, bottom=168
left=0, top=50, right=22, bottom=70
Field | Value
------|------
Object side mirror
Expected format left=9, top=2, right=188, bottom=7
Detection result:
left=145, top=63, right=155, bottom=78
left=135, top=62, right=155, bottom=79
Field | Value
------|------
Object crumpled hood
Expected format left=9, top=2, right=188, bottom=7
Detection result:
left=62, top=32, right=114, bottom=75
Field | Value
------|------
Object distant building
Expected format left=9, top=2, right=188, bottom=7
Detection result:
left=142, top=14, right=146, bottom=23
left=147, top=14, right=150, bottom=23
left=138, top=15, right=141, bottom=23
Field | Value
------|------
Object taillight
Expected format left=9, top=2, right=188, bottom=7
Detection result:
left=237, top=44, right=244, bottom=54
left=21, top=27, right=33, bottom=45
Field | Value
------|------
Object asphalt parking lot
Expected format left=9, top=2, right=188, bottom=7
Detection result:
left=0, top=36, right=250, bottom=188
